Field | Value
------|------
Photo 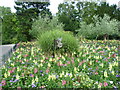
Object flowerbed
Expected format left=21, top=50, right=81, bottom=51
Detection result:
left=1, top=40, right=120, bottom=88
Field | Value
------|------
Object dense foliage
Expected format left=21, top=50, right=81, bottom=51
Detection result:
left=30, top=15, right=64, bottom=38
left=1, top=1, right=52, bottom=44
left=77, top=14, right=120, bottom=40
left=1, top=1, right=120, bottom=44
left=57, top=1, right=120, bottom=39
left=38, top=30, right=78, bottom=55
left=1, top=40, right=119, bottom=88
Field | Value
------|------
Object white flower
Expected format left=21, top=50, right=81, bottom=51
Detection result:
left=40, top=60, right=44, bottom=63
left=109, top=81, right=113, bottom=84
left=8, top=58, right=11, bottom=62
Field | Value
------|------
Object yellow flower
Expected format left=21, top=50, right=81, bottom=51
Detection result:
left=100, top=63, right=104, bottom=68
left=3, top=65, right=5, bottom=69
left=88, top=56, right=91, bottom=59
left=111, top=71, right=114, bottom=75
left=4, top=72, right=7, bottom=78
left=104, top=71, right=108, bottom=77
left=35, top=76, right=38, bottom=82
left=62, top=56, right=65, bottom=60
left=29, top=57, right=32, bottom=60
left=8, top=71, right=10, bottom=76
left=32, top=78, right=35, bottom=84
left=49, top=58, right=52, bottom=62
left=98, top=84, right=101, bottom=88
left=109, top=63, right=112, bottom=71
left=90, top=61, right=92, bottom=65
left=51, top=75, right=56, bottom=80
left=16, top=73, right=20, bottom=80
left=33, top=60, right=35, bottom=63
left=48, top=74, right=56, bottom=81
left=60, top=73, right=63, bottom=77
left=95, top=56, right=99, bottom=59
left=83, top=64, right=86, bottom=69
left=60, top=71, right=64, bottom=77
left=40, top=63, right=43, bottom=67
left=62, top=71, right=64, bottom=75
left=11, top=63, right=14, bottom=66
left=17, top=67, right=20, bottom=72
left=48, top=63, right=51, bottom=67
left=99, top=56, right=102, bottom=59
left=59, top=61, right=62, bottom=65
left=69, top=73, right=73, bottom=78
left=114, top=62, right=118, bottom=66
left=77, top=58, right=79, bottom=62
left=74, top=67, right=78, bottom=73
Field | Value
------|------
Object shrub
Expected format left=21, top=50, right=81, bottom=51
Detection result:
left=37, top=30, right=78, bottom=55
left=29, top=15, right=64, bottom=39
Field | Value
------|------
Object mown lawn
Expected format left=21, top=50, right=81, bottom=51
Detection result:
left=1, top=40, right=120, bottom=88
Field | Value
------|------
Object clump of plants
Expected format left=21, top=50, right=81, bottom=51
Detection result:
left=37, top=30, right=79, bottom=56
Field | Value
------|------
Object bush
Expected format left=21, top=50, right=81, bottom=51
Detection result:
left=37, top=30, right=78, bottom=55
left=29, top=15, right=64, bottom=39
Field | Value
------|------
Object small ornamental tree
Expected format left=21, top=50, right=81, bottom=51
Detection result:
left=29, top=15, right=64, bottom=38
left=77, top=14, right=120, bottom=40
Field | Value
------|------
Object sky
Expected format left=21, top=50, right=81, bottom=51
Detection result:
left=0, top=0, right=120, bottom=15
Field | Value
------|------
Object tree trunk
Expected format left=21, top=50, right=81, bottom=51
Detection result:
left=104, top=34, right=108, bottom=41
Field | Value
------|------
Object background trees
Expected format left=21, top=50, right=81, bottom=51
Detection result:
left=1, top=1, right=120, bottom=44
left=77, top=14, right=120, bottom=40
left=57, top=2, right=79, bottom=33
left=14, top=1, right=52, bottom=41
left=1, top=1, right=52, bottom=44
left=57, top=1, right=120, bottom=39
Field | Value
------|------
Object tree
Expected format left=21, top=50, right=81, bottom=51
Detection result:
left=30, top=15, right=64, bottom=38
left=77, top=14, right=120, bottom=40
left=57, top=2, right=79, bottom=33
left=0, top=6, right=18, bottom=44
left=96, top=2, right=120, bottom=21
left=14, top=1, right=52, bottom=41
left=76, top=1, right=98, bottom=24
